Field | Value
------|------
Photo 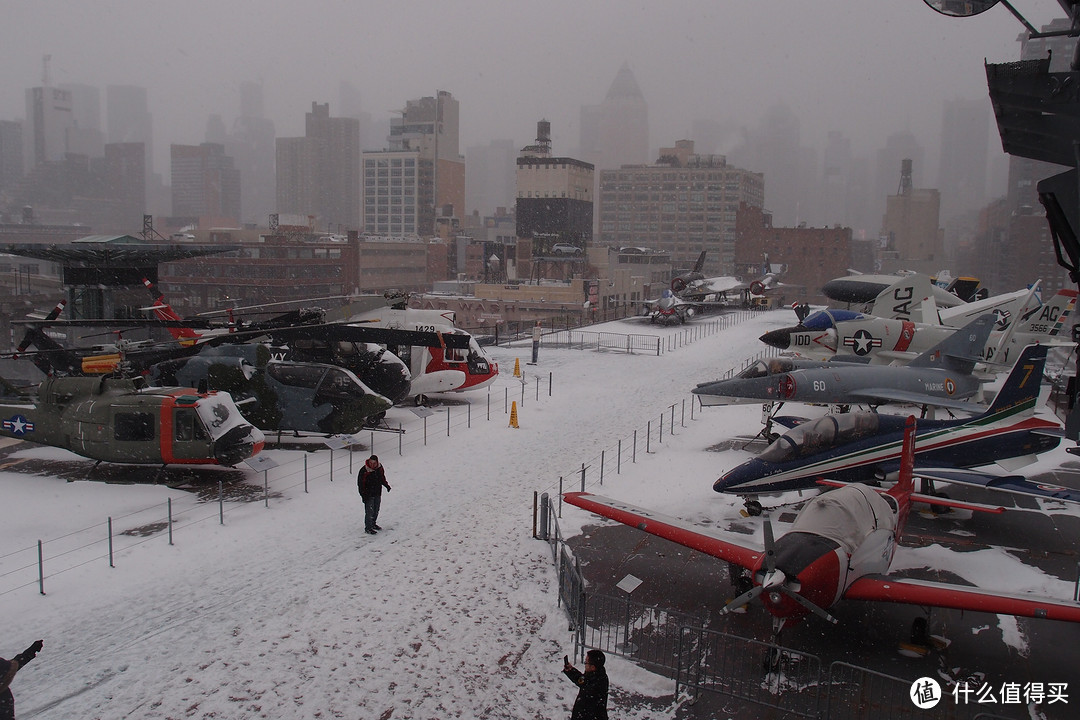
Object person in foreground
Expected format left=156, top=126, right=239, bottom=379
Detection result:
left=562, top=648, right=608, bottom=720
left=357, top=454, right=391, bottom=534
left=1, top=640, right=43, bottom=720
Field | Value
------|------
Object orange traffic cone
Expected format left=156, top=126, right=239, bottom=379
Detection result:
left=509, top=400, right=520, bottom=428
left=513, top=358, right=522, bottom=377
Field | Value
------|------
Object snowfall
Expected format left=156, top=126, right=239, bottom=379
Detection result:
left=2, top=308, right=1079, bottom=719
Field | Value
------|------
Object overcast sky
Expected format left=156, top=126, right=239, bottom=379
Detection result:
left=1, top=1, right=1067, bottom=173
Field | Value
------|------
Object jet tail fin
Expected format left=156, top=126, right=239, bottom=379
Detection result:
left=693, top=250, right=707, bottom=274
left=1012, top=286, right=1077, bottom=339
left=908, top=313, right=996, bottom=373
left=869, top=274, right=935, bottom=322
left=886, top=415, right=917, bottom=533
left=142, top=277, right=202, bottom=343
left=983, top=344, right=1048, bottom=417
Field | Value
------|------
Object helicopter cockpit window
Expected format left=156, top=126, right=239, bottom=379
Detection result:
left=174, top=407, right=209, bottom=442
left=115, top=412, right=155, bottom=441
left=266, top=363, right=324, bottom=388
left=315, top=368, right=365, bottom=402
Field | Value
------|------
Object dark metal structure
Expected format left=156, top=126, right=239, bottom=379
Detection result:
left=3, top=235, right=237, bottom=322
left=966, top=0, right=1080, bottom=440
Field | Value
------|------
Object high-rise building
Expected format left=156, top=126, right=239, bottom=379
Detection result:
left=308, top=102, right=360, bottom=231
left=937, top=98, right=990, bottom=225
left=516, top=121, right=594, bottom=263
left=881, top=159, right=943, bottom=264
left=275, top=137, right=321, bottom=224
left=171, top=143, right=241, bottom=223
left=874, top=132, right=925, bottom=231
left=0, top=120, right=22, bottom=199
left=276, top=102, right=358, bottom=231
left=101, top=142, right=146, bottom=229
left=579, top=63, right=649, bottom=172
left=726, top=103, right=816, bottom=228
left=24, top=85, right=74, bottom=169
left=597, top=140, right=763, bottom=277
left=363, top=91, right=464, bottom=236
left=466, top=139, right=516, bottom=217
left=107, top=85, right=153, bottom=178
left=59, top=83, right=105, bottom=159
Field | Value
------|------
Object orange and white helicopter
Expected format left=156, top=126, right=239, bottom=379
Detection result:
left=341, top=298, right=499, bottom=404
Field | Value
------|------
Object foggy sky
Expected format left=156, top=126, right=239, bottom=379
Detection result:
left=1, top=1, right=1065, bottom=185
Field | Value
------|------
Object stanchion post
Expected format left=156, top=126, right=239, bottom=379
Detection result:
left=218, top=480, right=224, bottom=525
left=168, top=498, right=173, bottom=545
left=108, top=517, right=114, bottom=568
left=37, top=540, right=44, bottom=595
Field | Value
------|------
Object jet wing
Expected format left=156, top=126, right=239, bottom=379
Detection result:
left=914, top=467, right=1080, bottom=504
left=844, top=575, right=1080, bottom=622
left=563, top=492, right=762, bottom=569
left=846, top=388, right=985, bottom=413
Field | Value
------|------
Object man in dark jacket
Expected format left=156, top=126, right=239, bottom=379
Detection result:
left=562, top=648, right=608, bottom=720
left=357, top=454, right=391, bottom=534
left=1, top=640, right=43, bottom=720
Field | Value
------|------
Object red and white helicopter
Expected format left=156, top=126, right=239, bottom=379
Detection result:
left=341, top=301, right=499, bottom=404
left=565, top=416, right=1080, bottom=643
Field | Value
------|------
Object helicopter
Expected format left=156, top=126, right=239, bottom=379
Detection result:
left=147, top=343, right=395, bottom=435
left=0, top=374, right=265, bottom=466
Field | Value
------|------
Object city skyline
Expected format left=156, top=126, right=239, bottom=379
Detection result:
left=2, top=3, right=1057, bottom=175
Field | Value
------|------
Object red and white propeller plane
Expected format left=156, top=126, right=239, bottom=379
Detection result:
left=565, top=416, right=1080, bottom=640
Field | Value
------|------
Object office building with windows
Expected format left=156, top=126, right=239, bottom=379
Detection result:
left=597, top=140, right=764, bottom=277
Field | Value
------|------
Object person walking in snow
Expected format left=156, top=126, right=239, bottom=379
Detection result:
left=1, top=640, right=43, bottom=720
left=357, top=454, right=391, bottom=535
left=562, top=649, right=608, bottom=720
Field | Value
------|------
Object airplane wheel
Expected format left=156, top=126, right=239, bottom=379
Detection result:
left=414, top=394, right=428, bottom=406
left=930, top=491, right=951, bottom=515
left=745, top=500, right=763, bottom=517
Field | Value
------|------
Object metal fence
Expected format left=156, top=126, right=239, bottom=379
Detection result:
left=537, top=494, right=1027, bottom=720
left=677, top=625, right=822, bottom=718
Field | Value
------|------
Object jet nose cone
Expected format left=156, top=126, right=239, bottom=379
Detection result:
left=714, top=472, right=736, bottom=493
left=759, top=327, right=798, bottom=349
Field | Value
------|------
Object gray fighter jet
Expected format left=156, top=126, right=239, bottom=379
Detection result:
left=693, top=313, right=997, bottom=412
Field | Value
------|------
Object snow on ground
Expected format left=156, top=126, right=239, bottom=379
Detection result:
left=1, top=309, right=1077, bottom=719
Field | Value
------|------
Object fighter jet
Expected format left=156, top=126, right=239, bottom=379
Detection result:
left=669, top=250, right=786, bottom=304
left=693, top=314, right=996, bottom=412
left=761, top=281, right=1075, bottom=367
left=712, top=345, right=1080, bottom=508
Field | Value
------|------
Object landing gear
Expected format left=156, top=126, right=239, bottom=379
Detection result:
left=744, top=499, right=764, bottom=517
left=414, top=394, right=428, bottom=406
left=919, top=478, right=952, bottom=514
left=729, top=561, right=754, bottom=595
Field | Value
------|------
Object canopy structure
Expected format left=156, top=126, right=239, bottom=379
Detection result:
left=3, top=235, right=238, bottom=320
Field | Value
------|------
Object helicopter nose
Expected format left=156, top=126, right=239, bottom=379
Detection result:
left=214, top=424, right=265, bottom=466
left=759, top=327, right=799, bottom=349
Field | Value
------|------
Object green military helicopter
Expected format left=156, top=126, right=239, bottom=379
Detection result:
left=0, top=375, right=265, bottom=466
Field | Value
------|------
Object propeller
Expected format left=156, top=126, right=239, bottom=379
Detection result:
left=721, top=515, right=838, bottom=624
